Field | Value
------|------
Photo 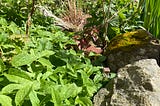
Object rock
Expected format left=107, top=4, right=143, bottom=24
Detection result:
left=105, top=29, right=160, bottom=72
left=93, top=59, right=160, bottom=106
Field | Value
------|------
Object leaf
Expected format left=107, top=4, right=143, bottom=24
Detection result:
left=11, top=52, right=37, bottom=67
left=38, top=58, right=53, bottom=68
left=2, top=84, right=23, bottom=94
left=4, top=73, right=31, bottom=84
left=79, top=71, right=97, bottom=96
left=60, top=84, right=82, bottom=100
left=15, top=82, right=33, bottom=106
left=41, top=71, right=53, bottom=80
left=32, top=81, right=41, bottom=91
left=29, top=90, right=40, bottom=106
left=0, top=94, right=12, bottom=106
left=93, top=71, right=103, bottom=84
left=0, top=18, right=8, bottom=26
left=109, top=73, right=116, bottom=79
left=38, top=50, right=55, bottom=58
left=75, top=96, right=92, bottom=106
left=51, top=87, right=62, bottom=106
left=8, top=68, right=31, bottom=80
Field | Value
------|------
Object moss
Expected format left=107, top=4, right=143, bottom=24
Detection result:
left=106, top=29, right=153, bottom=53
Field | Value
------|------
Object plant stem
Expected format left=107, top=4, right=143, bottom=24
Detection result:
left=26, top=0, right=36, bottom=37
left=102, top=0, right=110, bottom=44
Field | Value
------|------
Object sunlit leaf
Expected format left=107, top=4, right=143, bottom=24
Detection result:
left=8, top=68, right=31, bottom=80
left=4, top=73, right=31, bottom=84
left=38, top=58, right=53, bottom=68
left=2, top=84, right=23, bottom=94
left=75, top=96, right=92, bottom=106
left=11, top=52, right=37, bottom=67
left=0, top=95, right=12, bottom=106
left=51, top=87, right=62, bottom=106
left=29, top=90, right=40, bottom=106
left=60, top=84, right=82, bottom=100
left=15, top=82, right=33, bottom=106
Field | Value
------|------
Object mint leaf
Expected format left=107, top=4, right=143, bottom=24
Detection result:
left=11, top=52, right=37, bottom=67
left=29, top=90, right=40, bottom=106
left=2, top=84, right=22, bottom=94
left=38, top=58, right=53, bottom=68
left=51, top=87, right=62, bottom=106
left=0, top=95, right=12, bottom=106
left=75, top=96, right=92, bottom=106
left=15, top=82, right=33, bottom=106
left=4, top=73, right=31, bottom=84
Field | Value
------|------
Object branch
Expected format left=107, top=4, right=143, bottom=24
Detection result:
left=26, top=0, right=35, bottom=37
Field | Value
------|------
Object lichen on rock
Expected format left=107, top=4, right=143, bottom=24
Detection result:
left=106, top=29, right=154, bottom=54
left=105, top=29, right=160, bottom=72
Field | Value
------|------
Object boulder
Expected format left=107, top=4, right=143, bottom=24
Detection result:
left=105, top=29, right=160, bottom=72
left=93, top=59, right=160, bottom=106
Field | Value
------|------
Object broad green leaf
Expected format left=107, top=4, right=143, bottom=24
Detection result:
left=60, top=84, right=82, bottom=100
left=109, top=73, right=117, bottom=79
left=0, top=18, right=8, bottom=26
left=79, top=71, right=91, bottom=85
left=51, top=87, right=62, bottom=106
left=11, top=52, right=37, bottom=67
left=79, top=71, right=97, bottom=96
left=32, top=81, right=41, bottom=91
left=86, top=85, right=97, bottom=97
left=4, top=73, right=31, bottom=84
left=0, top=94, right=12, bottom=106
left=0, top=58, right=5, bottom=72
left=15, top=82, right=33, bottom=106
left=41, top=71, right=53, bottom=80
left=75, top=96, right=92, bottom=106
left=2, top=84, right=22, bottom=94
left=38, top=58, right=53, bottom=68
left=93, top=71, right=103, bottom=83
left=8, top=68, right=31, bottom=80
left=29, top=90, right=40, bottom=106
left=38, top=50, right=55, bottom=58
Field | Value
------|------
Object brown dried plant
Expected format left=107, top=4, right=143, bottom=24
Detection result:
left=62, top=0, right=91, bottom=32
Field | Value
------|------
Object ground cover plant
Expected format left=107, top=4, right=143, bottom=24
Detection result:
left=0, top=17, right=107, bottom=106
left=0, top=0, right=159, bottom=106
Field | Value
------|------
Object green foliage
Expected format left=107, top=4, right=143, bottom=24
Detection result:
left=86, top=0, right=142, bottom=40
left=142, top=0, right=160, bottom=38
left=1, top=0, right=159, bottom=105
left=0, top=17, right=104, bottom=105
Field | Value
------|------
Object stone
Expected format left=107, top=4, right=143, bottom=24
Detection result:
left=105, top=29, right=160, bottom=72
left=93, top=59, right=160, bottom=106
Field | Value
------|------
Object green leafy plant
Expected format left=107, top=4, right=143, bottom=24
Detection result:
left=141, top=0, right=160, bottom=38
left=0, top=16, right=105, bottom=105
left=1, top=0, right=155, bottom=105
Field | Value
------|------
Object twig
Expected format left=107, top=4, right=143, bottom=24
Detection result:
left=26, top=0, right=35, bottom=37
left=102, top=0, right=111, bottom=43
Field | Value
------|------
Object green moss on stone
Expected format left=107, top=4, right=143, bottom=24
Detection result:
left=106, top=29, right=153, bottom=53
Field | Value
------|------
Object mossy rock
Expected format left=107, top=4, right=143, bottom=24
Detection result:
left=105, top=29, right=160, bottom=72
left=106, top=29, right=154, bottom=54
